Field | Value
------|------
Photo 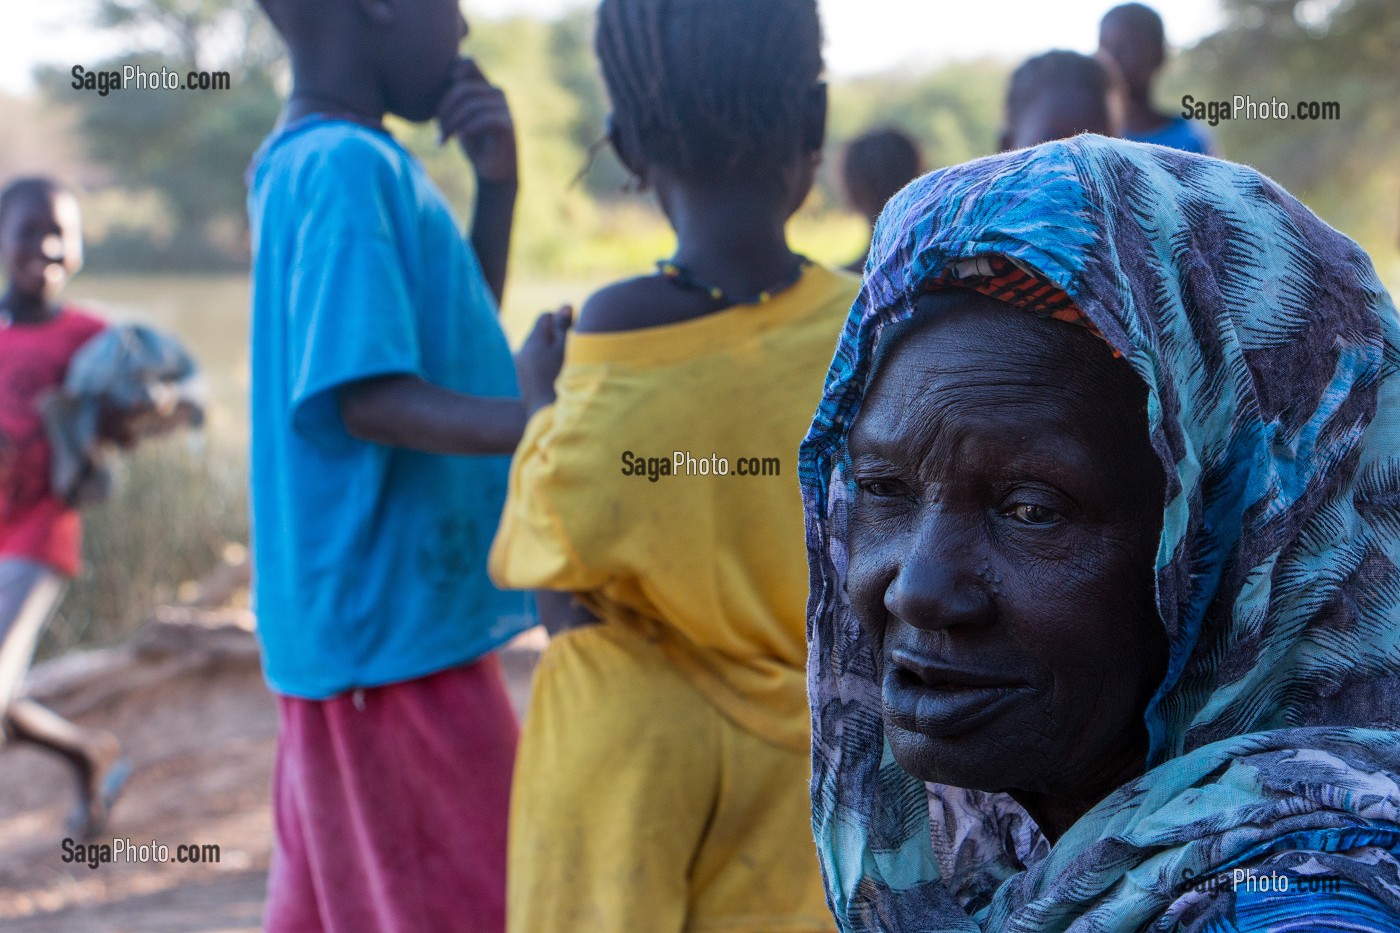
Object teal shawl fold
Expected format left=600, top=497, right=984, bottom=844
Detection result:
left=799, top=135, right=1400, bottom=931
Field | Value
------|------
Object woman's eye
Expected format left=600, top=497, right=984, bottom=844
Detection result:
left=857, top=478, right=906, bottom=499
left=1006, top=503, right=1061, bottom=525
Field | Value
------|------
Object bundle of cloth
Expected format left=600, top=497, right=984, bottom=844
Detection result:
left=41, top=323, right=204, bottom=506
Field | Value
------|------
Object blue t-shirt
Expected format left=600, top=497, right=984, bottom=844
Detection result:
left=1126, top=116, right=1213, bottom=155
left=246, top=117, right=531, bottom=698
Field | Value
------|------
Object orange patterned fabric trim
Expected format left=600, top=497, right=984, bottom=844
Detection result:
left=927, top=254, right=1119, bottom=356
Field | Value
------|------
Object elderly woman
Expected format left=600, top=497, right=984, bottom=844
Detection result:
left=800, top=135, right=1400, bottom=931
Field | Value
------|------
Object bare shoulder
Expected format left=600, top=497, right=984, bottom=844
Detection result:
left=575, top=275, right=707, bottom=335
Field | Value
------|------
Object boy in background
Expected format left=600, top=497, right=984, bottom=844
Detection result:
left=840, top=127, right=923, bottom=273
left=0, top=176, right=129, bottom=840
left=1001, top=50, right=1116, bottom=150
left=1098, top=2, right=1213, bottom=154
left=249, top=1, right=539, bottom=929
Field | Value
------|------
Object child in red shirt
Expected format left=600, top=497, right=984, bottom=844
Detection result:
left=0, top=176, right=129, bottom=838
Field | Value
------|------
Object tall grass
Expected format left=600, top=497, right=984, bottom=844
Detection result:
left=38, top=412, right=249, bottom=661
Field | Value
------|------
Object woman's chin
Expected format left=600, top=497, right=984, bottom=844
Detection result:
left=885, top=721, right=1035, bottom=790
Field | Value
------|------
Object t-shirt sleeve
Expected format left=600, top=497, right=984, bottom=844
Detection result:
left=285, top=138, right=424, bottom=447
left=488, top=400, right=608, bottom=593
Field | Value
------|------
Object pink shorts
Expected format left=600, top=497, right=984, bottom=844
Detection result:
left=263, top=656, right=518, bottom=933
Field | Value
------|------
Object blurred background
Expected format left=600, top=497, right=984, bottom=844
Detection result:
left=0, top=0, right=1397, bottom=662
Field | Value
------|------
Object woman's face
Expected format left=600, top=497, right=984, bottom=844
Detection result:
left=845, top=291, right=1167, bottom=800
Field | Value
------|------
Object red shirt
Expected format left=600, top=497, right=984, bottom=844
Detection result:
left=0, top=308, right=106, bottom=576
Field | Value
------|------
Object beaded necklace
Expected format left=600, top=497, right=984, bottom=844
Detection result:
left=656, top=255, right=810, bottom=306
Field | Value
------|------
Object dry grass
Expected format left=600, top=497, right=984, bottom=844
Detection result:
left=39, top=421, right=248, bottom=660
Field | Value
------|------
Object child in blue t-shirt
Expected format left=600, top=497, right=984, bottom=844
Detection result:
left=248, top=2, right=562, bottom=930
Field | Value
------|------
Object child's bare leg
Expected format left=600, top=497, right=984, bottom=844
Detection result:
left=0, top=560, right=66, bottom=712
left=7, top=697, right=119, bottom=782
left=0, top=559, right=127, bottom=837
left=7, top=698, right=126, bottom=837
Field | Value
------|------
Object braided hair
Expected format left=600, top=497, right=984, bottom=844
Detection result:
left=596, top=0, right=823, bottom=182
left=0, top=177, right=65, bottom=231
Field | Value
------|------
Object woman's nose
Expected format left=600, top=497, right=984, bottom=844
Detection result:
left=883, top=509, right=992, bottom=632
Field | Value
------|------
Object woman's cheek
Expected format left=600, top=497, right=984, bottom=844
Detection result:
left=845, top=519, right=901, bottom=634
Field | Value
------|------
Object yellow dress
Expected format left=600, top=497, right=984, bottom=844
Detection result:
left=491, top=265, right=857, bottom=932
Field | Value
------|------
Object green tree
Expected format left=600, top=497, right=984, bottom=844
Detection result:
left=37, top=0, right=282, bottom=270
left=1175, top=0, right=1400, bottom=249
left=547, top=8, right=629, bottom=197
left=830, top=60, right=1007, bottom=169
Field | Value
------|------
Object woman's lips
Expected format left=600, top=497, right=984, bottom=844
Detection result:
left=882, top=657, right=1025, bottom=739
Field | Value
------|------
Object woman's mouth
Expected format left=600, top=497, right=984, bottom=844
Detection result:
left=882, top=656, right=1026, bottom=739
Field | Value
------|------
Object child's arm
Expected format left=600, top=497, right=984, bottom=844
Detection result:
left=337, top=306, right=570, bottom=455
left=438, top=59, right=517, bottom=308
left=338, top=376, right=525, bottom=455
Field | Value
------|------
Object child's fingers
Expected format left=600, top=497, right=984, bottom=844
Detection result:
left=438, top=89, right=509, bottom=129
left=524, top=307, right=572, bottom=351
left=528, top=311, right=559, bottom=343
left=443, top=112, right=513, bottom=145
left=436, top=65, right=505, bottom=127
left=439, top=80, right=505, bottom=110
left=438, top=72, right=501, bottom=115
left=548, top=311, right=571, bottom=343
left=437, top=93, right=511, bottom=144
left=453, top=57, right=488, bottom=84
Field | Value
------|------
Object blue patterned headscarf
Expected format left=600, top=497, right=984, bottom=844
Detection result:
left=800, top=135, right=1400, bottom=931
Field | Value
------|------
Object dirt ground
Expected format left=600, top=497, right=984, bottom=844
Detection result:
left=0, top=620, right=541, bottom=932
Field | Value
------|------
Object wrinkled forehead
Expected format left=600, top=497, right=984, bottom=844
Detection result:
left=862, top=288, right=1135, bottom=422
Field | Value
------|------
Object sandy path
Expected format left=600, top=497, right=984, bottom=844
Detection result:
left=0, top=627, right=540, bottom=931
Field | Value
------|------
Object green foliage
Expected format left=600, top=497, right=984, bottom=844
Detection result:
left=547, top=8, right=630, bottom=196
left=37, top=0, right=282, bottom=270
left=42, top=0, right=1004, bottom=278
left=1173, top=0, right=1400, bottom=249
left=37, top=0, right=1398, bottom=279
left=828, top=60, right=1008, bottom=172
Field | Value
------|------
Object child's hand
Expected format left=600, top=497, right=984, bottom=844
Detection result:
left=515, top=306, right=573, bottom=416
left=97, top=403, right=147, bottom=449
left=437, top=58, right=518, bottom=185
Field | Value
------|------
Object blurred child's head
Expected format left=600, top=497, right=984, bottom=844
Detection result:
left=596, top=0, right=826, bottom=214
left=841, top=127, right=923, bottom=224
left=257, top=0, right=467, bottom=121
left=1098, top=3, right=1165, bottom=99
left=1001, top=50, right=1115, bottom=151
left=0, top=177, right=83, bottom=303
